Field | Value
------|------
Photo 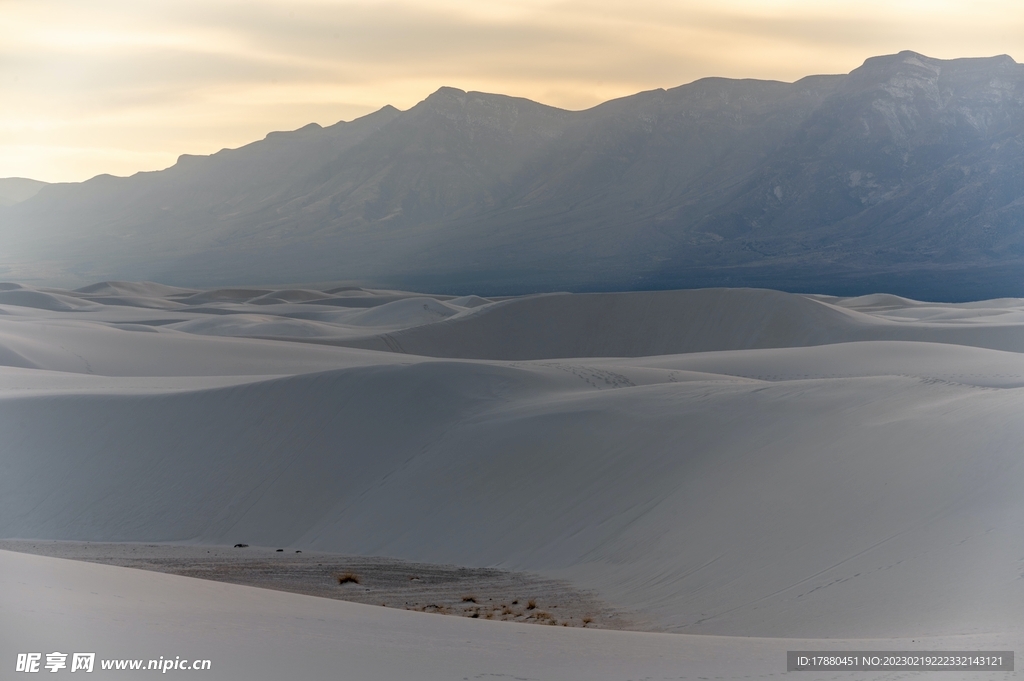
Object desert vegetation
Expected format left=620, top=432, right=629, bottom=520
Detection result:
left=336, top=572, right=361, bottom=585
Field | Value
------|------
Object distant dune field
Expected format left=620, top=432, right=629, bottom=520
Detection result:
left=3, top=282, right=1024, bottom=678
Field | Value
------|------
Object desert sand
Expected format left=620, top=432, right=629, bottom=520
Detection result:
left=3, top=549, right=1019, bottom=681
left=0, top=540, right=638, bottom=630
left=3, top=282, right=1024, bottom=677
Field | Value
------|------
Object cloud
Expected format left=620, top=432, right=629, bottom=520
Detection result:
left=2, top=0, right=1021, bottom=181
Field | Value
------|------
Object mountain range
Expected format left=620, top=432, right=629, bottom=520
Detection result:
left=2, top=50, right=1022, bottom=299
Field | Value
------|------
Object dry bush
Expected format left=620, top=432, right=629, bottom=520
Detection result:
left=501, top=605, right=513, bottom=615
left=526, top=599, right=537, bottom=610
left=582, top=616, right=593, bottom=626
left=462, top=595, right=477, bottom=603
left=336, top=572, right=361, bottom=585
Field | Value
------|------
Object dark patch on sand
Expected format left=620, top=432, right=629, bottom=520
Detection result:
left=0, top=540, right=642, bottom=630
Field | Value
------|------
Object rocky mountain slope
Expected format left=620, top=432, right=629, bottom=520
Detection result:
left=2, top=51, right=1022, bottom=299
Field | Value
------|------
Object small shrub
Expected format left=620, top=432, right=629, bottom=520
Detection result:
left=337, top=572, right=361, bottom=585
left=582, top=616, right=593, bottom=626
left=526, top=599, right=537, bottom=610
left=462, top=595, right=477, bottom=603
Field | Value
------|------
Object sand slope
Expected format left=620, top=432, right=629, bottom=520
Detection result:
left=2, top=359, right=1024, bottom=637
left=339, top=289, right=1024, bottom=358
left=10, top=550, right=1018, bottom=681
left=2, top=284, right=1024, bottom=641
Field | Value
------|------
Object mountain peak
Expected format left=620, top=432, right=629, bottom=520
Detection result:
left=855, top=50, right=941, bottom=75
left=415, top=87, right=570, bottom=121
left=856, top=50, right=1020, bottom=76
left=425, top=86, right=467, bottom=101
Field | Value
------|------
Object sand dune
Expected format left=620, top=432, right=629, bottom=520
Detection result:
left=3, top=283, right=1024, bottom=646
left=8, top=284, right=1024, bottom=366
left=165, top=314, right=354, bottom=339
left=339, top=288, right=1024, bottom=358
left=338, top=296, right=467, bottom=327
left=3, top=360, right=1024, bottom=637
left=0, top=289, right=100, bottom=312
left=340, top=289, right=873, bottom=358
left=602, top=341, right=1024, bottom=388
left=0, top=318, right=408, bottom=376
left=74, top=280, right=199, bottom=297
left=12, top=550, right=1016, bottom=681
left=0, top=283, right=1011, bottom=359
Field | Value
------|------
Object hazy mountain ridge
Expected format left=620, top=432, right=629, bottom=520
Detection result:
left=2, top=51, right=1022, bottom=298
left=0, top=178, right=48, bottom=207
left=695, top=54, right=1024, bottom=256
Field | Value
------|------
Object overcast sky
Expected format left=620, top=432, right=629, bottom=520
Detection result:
left=3, top=0, right=1021, bottom=182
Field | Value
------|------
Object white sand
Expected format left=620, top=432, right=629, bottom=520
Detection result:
left=3, top=550, right=1018, bottom=681
left=3, top=283, right=1024, bottom=671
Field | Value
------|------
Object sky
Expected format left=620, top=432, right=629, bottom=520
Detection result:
left=2, top=0, right=1022, bottom=183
